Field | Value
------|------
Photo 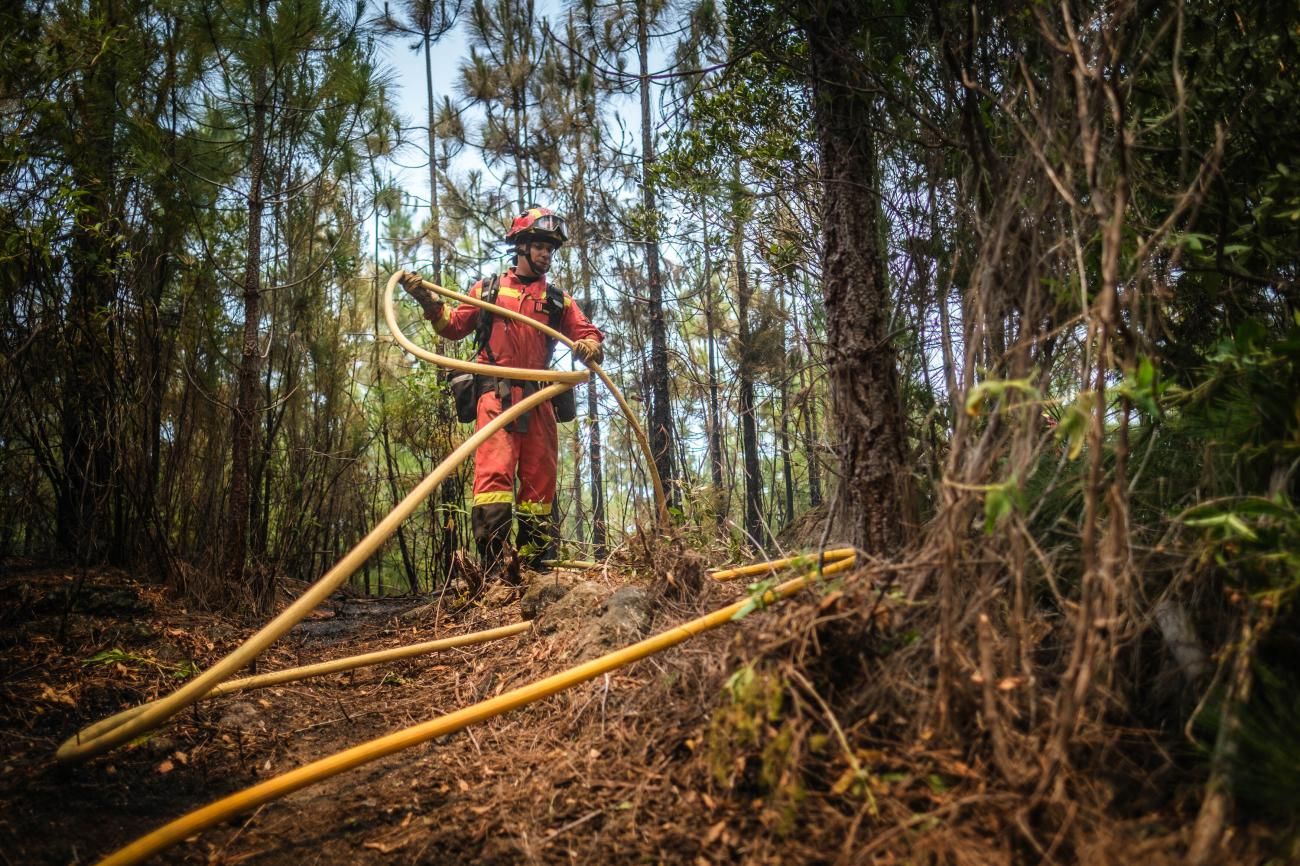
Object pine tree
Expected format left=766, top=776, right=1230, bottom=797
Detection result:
left=209, top=0, right=387, bottom=602
left=460, top=0, right=546, bottom=208
left=375, top=0, right=461, bottom=284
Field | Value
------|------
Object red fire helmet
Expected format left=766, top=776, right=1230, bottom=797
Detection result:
left=505, top=206, right=568, bottom=247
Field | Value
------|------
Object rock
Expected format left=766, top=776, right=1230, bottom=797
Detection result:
left=601, top=586, right=652, bottom=638
left=574, top=586, right=652, bottom=660
left=217, top=701, right=259, bottom=731
left=143, top=735, right=177, bottom=757
left=534, top=581, right=606, bottom=634
left=519, top=576, right=573, bottom=621
left=525, top=579, right=655, bottom=658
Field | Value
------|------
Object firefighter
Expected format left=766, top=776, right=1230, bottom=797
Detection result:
left=399, top=206, right=604, bottom=582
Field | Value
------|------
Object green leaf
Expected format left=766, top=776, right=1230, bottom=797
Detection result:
left=731, top=577, right=779, bottom=621
left=83, top=648, right=145, bottom=667
left=1055, top=392, right=1092, bottom=460
left=983, top=487, right=1011, bottom=534
left=964, top=377, right=1041, bottom=417
left=1184, top=512, right=1261, bottom=542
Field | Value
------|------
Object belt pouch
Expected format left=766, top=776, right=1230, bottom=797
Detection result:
left=449, top=372, right=477, bottom=423
left=552, top=387, right=576, bottom=423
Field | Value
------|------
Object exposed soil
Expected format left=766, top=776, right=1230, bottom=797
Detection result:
left=0, top=559, right=747, bottom=865
left=0, top=557, right=1280, bottom=865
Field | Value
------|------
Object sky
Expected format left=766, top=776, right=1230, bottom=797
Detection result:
left=375, top=18, right=471, bottom=208
left=369, top=0, right=653, bottom=229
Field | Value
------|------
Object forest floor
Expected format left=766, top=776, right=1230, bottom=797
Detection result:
left=0, top=554, right=768, bottom=866
left=0, top=555, right=1275, bottom=865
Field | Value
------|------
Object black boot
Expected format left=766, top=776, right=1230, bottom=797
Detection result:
left=471, top=502, right=514, bottom=582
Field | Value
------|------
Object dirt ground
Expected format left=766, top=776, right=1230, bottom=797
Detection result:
left=0, top=559, right=796, bottom=865
left=0, top=558, right=1281, bottom=866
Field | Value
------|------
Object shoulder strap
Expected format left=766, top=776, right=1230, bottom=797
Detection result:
left=543, top=283, right=565, bottom=367
left=472, top=273, right=501, bottom=364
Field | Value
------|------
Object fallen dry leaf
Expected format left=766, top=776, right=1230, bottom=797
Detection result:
left=362, top=838, right=410, bottom=854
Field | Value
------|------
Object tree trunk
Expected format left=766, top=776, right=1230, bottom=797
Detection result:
left=802, top=0, right=908, bottom=554
left=637, top=3, right=676, bottom=509
left=224, top=35, right=270, bottom=600
left=423, top=31, right=443, bottom=285
left=797, top=272, right=823, bottom=508
left=703, top=205, right=725, bottom=531
left=60, top=0, right=121, bottom=563
left=777, top=274, right=795, bottom=527
left=574, top=133, right=606, bottom=557
left=733, top=191, right=764, bottom=549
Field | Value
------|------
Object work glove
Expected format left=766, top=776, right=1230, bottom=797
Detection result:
left=399, top=270, right=443, bottom=321
left=571, top=338, right=604, bottom=366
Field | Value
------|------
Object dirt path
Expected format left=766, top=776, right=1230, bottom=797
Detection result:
left=0, top=563, right=766, bottom=865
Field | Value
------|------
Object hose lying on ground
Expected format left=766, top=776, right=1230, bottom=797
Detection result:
left=96, top=553, right=857, bottom=866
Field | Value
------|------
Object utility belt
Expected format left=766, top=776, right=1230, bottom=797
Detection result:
left=448, top=373, right=575, bottom=427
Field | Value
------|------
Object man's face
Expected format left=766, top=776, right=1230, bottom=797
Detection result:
left=519, top=239, right=556, bottom=275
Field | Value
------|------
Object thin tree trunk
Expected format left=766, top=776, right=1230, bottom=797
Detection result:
left=802, top=0, right=908, bottom=553
left=795, top=273, right=822, bottom=509
left=380, top=407, right=420, bottom=592
left=733, top=178, right=764, bottom=549
left=777, top=274, right=795, bottom=527
left=574, top=133, right=606, bottom=556
left=374, top=207, right=419, bottom=592
left=423, top=31, right=442, bottom=285
left=224, top=28, right=271, bottom=599
left=703, top=204, right=724, bottom=530
left=637, top=3, right=676, bottom=508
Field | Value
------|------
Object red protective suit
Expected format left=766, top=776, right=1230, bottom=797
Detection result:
left=427, top=267, right=602, bottom=572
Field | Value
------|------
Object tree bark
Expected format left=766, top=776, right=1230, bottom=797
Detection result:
left=802, top=0, right=908, bottom=554
left=573, top=123, right=607, bottom=557
left=637, top=2, right=676, bottom=509
left=423, top=30, right=443, bottom=285
left=733, top=182, right=764, bottom=549
left=703, top=206, right=725, bottom=530
left=60, top=0, right=122, bottom=563
left=224, top=25, right=270, bottom=599
left=777, top=273, right=795, bottom=527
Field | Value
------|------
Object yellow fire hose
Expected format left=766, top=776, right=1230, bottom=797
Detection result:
left=58, top=271, right=668, bottom=764
left=206, top=621, right=532, bottom=697
left=69, top=621, right=535, bottom=741
left=96, top=554, right=856, bottom=866
left=709, top=547, right=858, bottom=582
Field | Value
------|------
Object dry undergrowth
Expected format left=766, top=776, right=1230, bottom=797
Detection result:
left=0, top=547, right=1280, bottom=865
